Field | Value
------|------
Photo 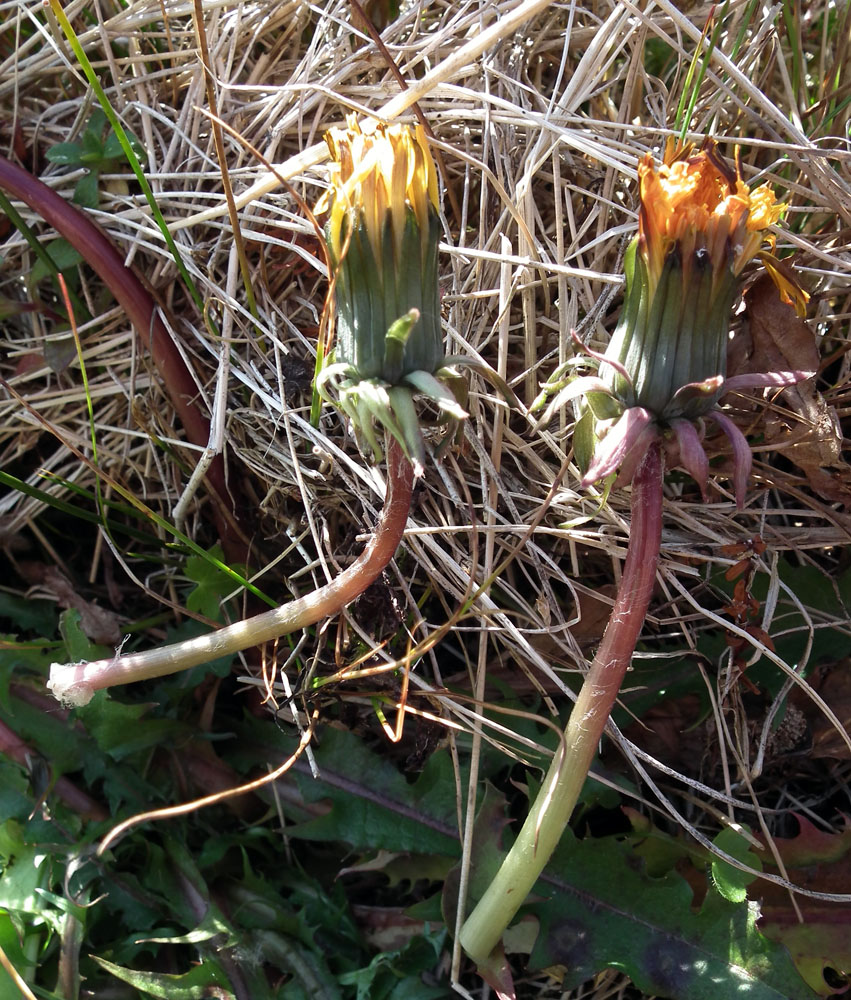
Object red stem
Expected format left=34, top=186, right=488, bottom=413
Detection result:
left=569, top=441, right=664, bottom=741
left=49, top=440, right=414, bottom=702
left=460, top=441, right=665, bottom=964
left=0, top=716, right=107, bottom=821
left=0, top=154, right=243, bottom=558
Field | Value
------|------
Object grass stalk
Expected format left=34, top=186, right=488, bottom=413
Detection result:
left=459, top=442, right=664, bottom=965
left=191, top=0, right=259, bottom=323
left=0, top=186, right=88, bottom=322
left=48, top=440, right=413, bottom=706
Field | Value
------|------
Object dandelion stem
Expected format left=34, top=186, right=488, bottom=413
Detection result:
left=0, top=154, right=244, bottom=556
left=48, top=441, right=413, bottom=706
left=459, top=441, right=663, bottom=965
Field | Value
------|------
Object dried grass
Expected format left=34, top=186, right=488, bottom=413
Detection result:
left=2, top=0, right=851, bottom=993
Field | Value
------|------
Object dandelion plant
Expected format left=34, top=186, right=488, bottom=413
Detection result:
left=48, top=119, right=489, bottom=705
left=459, top=139, right=813, bottom=969
left=316, top=118, right=517, bottom=473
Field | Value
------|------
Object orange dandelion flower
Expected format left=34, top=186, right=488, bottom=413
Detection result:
left=537, top=139, right=813, bottom=508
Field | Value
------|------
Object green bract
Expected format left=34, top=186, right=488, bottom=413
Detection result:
left=332, top=206, right=443, bottom=381
left=601, top=239, right=737, bottom=421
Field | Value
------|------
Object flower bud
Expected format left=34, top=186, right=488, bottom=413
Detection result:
left=323, top=118, right=444, bottom=382
left=534, top=139, right=811, bottom=507
left=601, top=140, right=802, bottom=421
left=316, top=118, right=465, bottom=472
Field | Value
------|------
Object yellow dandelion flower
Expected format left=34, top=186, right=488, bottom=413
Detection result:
left=537, top=138, right=814, bottom=508
left=322, top=117, right=438, bottom=274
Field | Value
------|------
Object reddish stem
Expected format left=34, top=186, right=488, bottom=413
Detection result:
left=48, top=441, right=414, bottom=704
left=0, top=154, right=243, bottom=557
left=568, top=441, right=664, bottom=740
left=460, top=442, right=664, bottom=964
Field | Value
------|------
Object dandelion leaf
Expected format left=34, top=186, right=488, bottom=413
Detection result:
left=289, top=726, right=460, bottom=857
left=527, top=830, right=820, bottom=1000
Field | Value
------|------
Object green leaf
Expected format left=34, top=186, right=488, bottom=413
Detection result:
left=139, top=905, right=235, bottom=946
left=45, top=141, right=84, bottom=165
left=0, top=910, right=37, bottom=996
left=74, top=693, right=192, bottom=760
left=79, top=127, right=106, bottom=164
left=0, top=841, right=64, bottom=933
left=59, top=608, right=110, bottom=663
left=0, top=592, right=57, bottom=634
left=85, top=108, right=108, bottom=135
left=30, top=238, right=84, bottom=283
left=258, top=929, right=344, bottom=1000
left=73, top=169, right=100, bottom=208
left=442, top=782, right=510, bottom=931
left=339, top=928, right=446, bottom=1000
left=0, top=819, right=25, bottom=864
left=573, top=406, right=597, bottom=474
left=526, top=829, right=819, bottom=1000
left=0, top=690, right=87, bottom=775
left=290, top=726, right=460, bottom=857
left=91, top=956, right=234, bottom=999
left=32, top=886, right=88, bottom=922
left=102, top=131, right=127, bottom=160
left=711, top=827, right=762, bottom=903
left=184, top=544, right=236, bottom=618
left=102, top=125, right=143, bottom=162
left=0, top=634, right=60, bottom=707
left=0, top=764, right=32, bottom=818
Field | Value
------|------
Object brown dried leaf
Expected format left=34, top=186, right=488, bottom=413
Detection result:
left=39, top=566, right=122, bottom=645
left=743, top=272, right=821, bottom=379
left=737, top=274, right=848, bottom=503
left=756, top=816, right=851, bottom=995
left=571, top=584, right=617, bottom=649
left=791, top=660, right=851, bottom=760
left=351, top=904, right=441, bottom=953
left=619, top=693, right=710, bottom=774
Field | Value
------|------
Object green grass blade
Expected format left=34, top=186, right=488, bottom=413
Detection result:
left=676, top=3, right=728, bottom=142
left=0, top=469, right=150, bottom=544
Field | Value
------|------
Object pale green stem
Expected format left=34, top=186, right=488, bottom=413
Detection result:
left=459, top=442, right=664, bottom=964
left=48, top=442, right=413, bottom=707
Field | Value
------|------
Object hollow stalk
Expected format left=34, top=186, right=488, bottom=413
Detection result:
left=49, top=441, right=413, bottom=706
left=460, top=441, right=663, bottom=964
